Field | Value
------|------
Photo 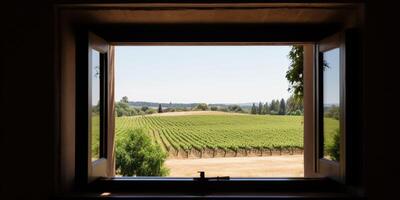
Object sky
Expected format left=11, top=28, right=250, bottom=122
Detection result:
left=114, top=46, right=293, bottom=104
left=323, top=48, right=340, bottom=105
left=92, top=50, right=100, bottom=106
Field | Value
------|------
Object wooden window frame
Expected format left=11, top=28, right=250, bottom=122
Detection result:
left=315, top=33, right=345, bottom=180
left=55, top=2, right=364, bottom=197
left=76, top=32, right=110, bottom=185
left=73, top=25, right=355, bottom=195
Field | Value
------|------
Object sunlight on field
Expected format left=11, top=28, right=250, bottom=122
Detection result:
left=116, top=111, right=304, bottom=158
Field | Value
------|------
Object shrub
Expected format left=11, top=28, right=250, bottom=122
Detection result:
left=327, top=128, right=340, bottom=162
left=116, top=128, right=169, bottom=176
left=210, top=106, right=218, bottom=111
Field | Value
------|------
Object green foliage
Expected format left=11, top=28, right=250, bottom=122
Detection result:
left=193, top=103, right=208, bottom=111
left=210, top=106, right=218, bottom=111
left=269, top=100, right=280, bottom=113
left=326, top=128, right=340, bottom=162
left=115, top=101, right=139, bottom=117
left=116, top=114, right=304, bottom=153
left=262, top=102, right=269, bottom=114
left=227, top=105, right=243, bottom=113
left=145, top=109, right=156, bottom=115
left=279, top=99, right=286, bottom=115
left=286, top=46, right=304, bottom=100
left=286, top=95, right=304, bottom=114
left=258, top=102, right=263, bottom=115
left=91, top=115, right=100, bottom=160
left=116, top=128, right=169, bottom=176
left=158, top=104, right=163, bottom=113
left=141, top=106, right=149, bottom=112
left=251, top=103, right=257, bottom=114
left=121, top=96, right=129, bottom=103
left=324, top=105, right=340, bottom=120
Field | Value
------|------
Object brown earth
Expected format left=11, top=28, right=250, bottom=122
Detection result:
left=165, top=155, right=304, bottom=177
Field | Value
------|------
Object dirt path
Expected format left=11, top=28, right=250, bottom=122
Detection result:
left=165, top=155, right=303, bottom=177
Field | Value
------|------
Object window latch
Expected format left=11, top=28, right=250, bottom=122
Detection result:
left=194, top=171, right=230, bottom=181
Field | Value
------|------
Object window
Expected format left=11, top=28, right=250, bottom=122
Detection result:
left=322, top=48, right=341, bottom=162
left=62, top=5, right=362, bottom=194
left=76, top=29, right=351, bottom=183
left=91, top=49, right=101, bottom=161
left=114, top=46, right=304, bottom=178
left=316, top=33, right=346, bottom=180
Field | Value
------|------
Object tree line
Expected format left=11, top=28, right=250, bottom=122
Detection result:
left=250, top=96, right=303, bottom=116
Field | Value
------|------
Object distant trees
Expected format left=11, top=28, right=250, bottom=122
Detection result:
left=324, top=105, right=340, bottom=120
left=227, top=105, right=243, bottom=113
left=248, top=97, right=303, bottom=116
left=251, top=103, right=257, bottom=114
left=263, top=102, right=269, bottom=114
left=115, top=97, right=140, bottom=117
left=121, top=96, right=129, bottom=104
left=269, top=100, right=280, bottom=114
left=193, top=103, right=208, bottom=111
left=158, top=104, right=163, bottom=113
left=279, top=98, right=286, bottom=115
left=258, top=102, right=263, bottom=115
left=286, top=95, right=304, bottom=115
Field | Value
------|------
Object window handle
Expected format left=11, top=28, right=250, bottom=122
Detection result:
left=194, top=171, right=230, bottom=181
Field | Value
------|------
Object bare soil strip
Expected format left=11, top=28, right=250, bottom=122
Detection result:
left=165, top=155, right=304, bottom=177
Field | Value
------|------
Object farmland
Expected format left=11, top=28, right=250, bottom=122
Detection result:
left=115, top=111, right=305, bottom=158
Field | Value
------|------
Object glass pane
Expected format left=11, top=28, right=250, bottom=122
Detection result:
left=91, top=49, right=101, bottom=161
left=323, top=48, right=340, bottom=161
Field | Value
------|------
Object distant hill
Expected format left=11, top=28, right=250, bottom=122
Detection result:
left=128, top=101, right=253, bottom=109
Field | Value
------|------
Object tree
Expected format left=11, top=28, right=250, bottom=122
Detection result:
left=251, top=103, right=257, bottom=114
left=270, top=100, right=279, bottom=113
left=121, top=96, right=129, bottom=103
left=286, top=95, right=304, bottom=115
left=210, top=106, right=218, bottom=111
left=279, top=98, right=286, bottom=115
left=286, top=46, right=304, bottom=100
left=193, top=103, right=208, bottom=111
left=116, top=129, right=169, bottom=176
left=269, top=100, right=275, bottom=112
left=258, top=102, right=263, bottom=115
left=158, top=104, right=163, bottom=113
left=263, top=102, right=269, bottom=114
left=228, top=105, right=243, bottom=113
left=141, top=106, right=149, bottom=112
left=324, top=105, right=340, bottom=120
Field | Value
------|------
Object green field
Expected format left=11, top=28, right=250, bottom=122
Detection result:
left=116, top=112, right=304, bottom=156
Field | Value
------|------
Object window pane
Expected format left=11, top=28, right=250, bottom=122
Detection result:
left=322, top=48, right=340, bottom=162
left=91, top=49, right=101, bottom=161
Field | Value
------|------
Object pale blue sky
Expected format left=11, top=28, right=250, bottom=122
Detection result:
left=114, top=46, right=293, bottom=104
left=323, top=48, right=340, bottom=105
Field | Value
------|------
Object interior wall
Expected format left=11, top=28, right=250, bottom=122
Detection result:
left=1, top=1, right=56, bottom=199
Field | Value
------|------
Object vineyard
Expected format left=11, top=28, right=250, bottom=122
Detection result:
left=115, top=112, right=306, bottom=158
